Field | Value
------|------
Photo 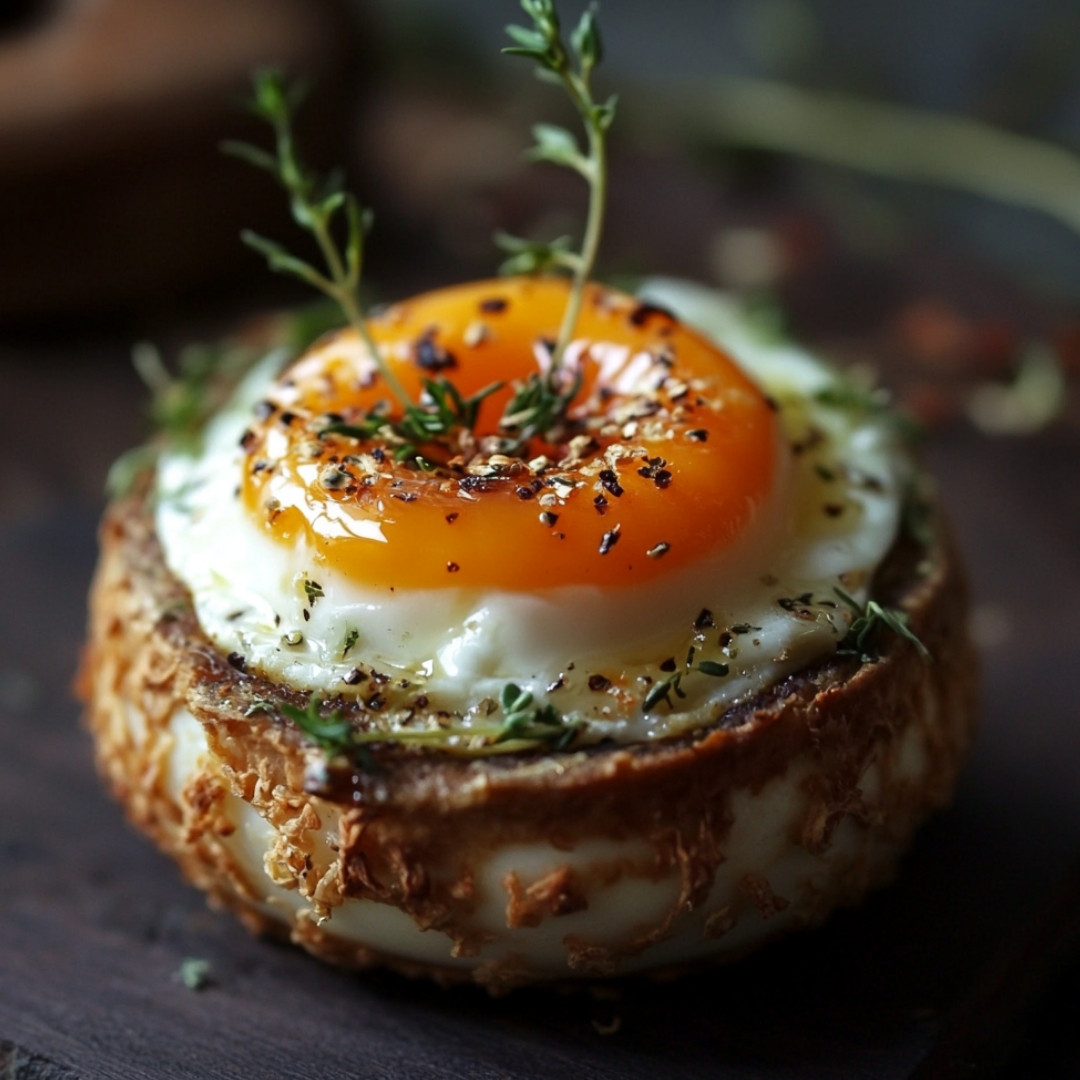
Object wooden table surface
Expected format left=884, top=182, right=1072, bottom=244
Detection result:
left=2, top=283, right=1079, bottom=1078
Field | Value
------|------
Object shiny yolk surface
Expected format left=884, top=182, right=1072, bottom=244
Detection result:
left=241, top=278, right=779, bottom=591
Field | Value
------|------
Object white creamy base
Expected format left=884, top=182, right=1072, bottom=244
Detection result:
left=158, top=702, right=928, bottom=976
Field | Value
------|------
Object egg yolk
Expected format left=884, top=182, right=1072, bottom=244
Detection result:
left=241, top=278, right=779, bottom=591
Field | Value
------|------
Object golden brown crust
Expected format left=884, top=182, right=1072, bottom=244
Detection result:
left=81, top=484, right=977, bottom=991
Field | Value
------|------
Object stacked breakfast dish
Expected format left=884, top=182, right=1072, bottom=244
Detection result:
left=82, top=1, right=976, bottom=991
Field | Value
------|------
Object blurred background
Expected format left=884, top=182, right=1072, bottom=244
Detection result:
left=2, top=2, right=1079, bottom=1077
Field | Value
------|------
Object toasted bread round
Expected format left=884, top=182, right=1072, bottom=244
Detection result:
left=82, top=481, right=976, bottom=992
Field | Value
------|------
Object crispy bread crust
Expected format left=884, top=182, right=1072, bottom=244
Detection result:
left=82, top=485, right=977, bottom=991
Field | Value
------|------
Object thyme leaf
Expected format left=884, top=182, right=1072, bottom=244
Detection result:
left=494, top=682, right=582, bottom=750
left=224, top=69, right=412, bottom=411
left=494, top=231, right=577, bottom=276
left=834, top=587, right=930, bottom=663
left=318, top=377, right=502, bottom=467
left=501, top=0, right=616, bottom=373
left=697, top=660, right=730, bottom=678
left=643, top=671, right=684, bottom=712
left=280, top=696, right=357, bottom=758
left=815, top=375, right=923, bottom=443
left=319, top=417, right=386, bottom=441
left=272, top=686, right=580, bottom=765
left=175, top=957, right=214, bottom=992
left=497, top=366, right=583, bottom=453
left=398, top=378, right=504, bottom=443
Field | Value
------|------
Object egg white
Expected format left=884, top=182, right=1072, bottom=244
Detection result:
left=155, top=280, right=911, bottom=743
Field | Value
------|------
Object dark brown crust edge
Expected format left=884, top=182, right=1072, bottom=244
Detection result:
left=81, top=485, right=978, bottom=991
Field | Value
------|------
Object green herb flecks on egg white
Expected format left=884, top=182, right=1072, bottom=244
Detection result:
left=253, top=686, right=583, bottom=769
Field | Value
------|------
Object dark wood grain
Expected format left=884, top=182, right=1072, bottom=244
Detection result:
left=0, top=1041, right=79, bottom=1080
left=912, top=861, right=1080, bottom=1079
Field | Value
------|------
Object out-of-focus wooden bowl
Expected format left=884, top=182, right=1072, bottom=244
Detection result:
left=0, top=0, right=356, bottom=322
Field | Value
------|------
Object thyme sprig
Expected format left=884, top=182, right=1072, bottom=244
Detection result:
left=223, top=69, right=411, bottom=411
left=494, top=683, right=583, bottom=749
left=320, top=376, right=503, bottom=466
left=498, top=364, right=583, bottom=454
left=494, top=0, right=616, bottom=452
left=398, top=378, right=504, bottom=444
left=834, top=587, right=930, bottom=663
left=227, top=70, right=516, bottom=464
left=264, top=685, right=582, bottom=765
left=132, top=341, right=256, bottom=443
left=278, top=696, right=356, bottom=757
left=501, top=0, right=616, bottom=371
left=642, top=657, right=731, bottom=713
left=697, top=660, right=730, bottom=677
left=106, top=339, right=262, bottom=496
left=814, top=374, right=923, bottom=443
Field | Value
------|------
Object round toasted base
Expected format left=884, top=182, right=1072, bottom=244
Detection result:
left=81, top=490, right=977, bottom=992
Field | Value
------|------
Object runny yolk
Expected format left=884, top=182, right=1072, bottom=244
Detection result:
left=241, top=277, right=779, bottom=591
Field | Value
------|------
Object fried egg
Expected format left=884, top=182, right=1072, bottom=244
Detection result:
left=86, top=276, right=976, bottom=989
left=154, top=276, right=910, bottom=744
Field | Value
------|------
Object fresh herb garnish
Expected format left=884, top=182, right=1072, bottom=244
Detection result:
left=697, top=660, right=730, bottom=678
left=495, top=233, right=576, bottom=277
left=498, top=365, right=583, bottom=454
left=175, top=957, right=214, bottom=992
left=225, top=32, right=617, bottom=464
left=280, top=696, right=356, bottom=757
left=815, top=376, right=923, bottom=443
left=834, top=587, right=930, bottom=663
left=341, top=628, right=359, bottom=659
left=397, top=378, right=504, bottom=444
left=318, top=416, right=385, bottom=441
left=228, top=71, right=513, bottom=466
left=272, top=685, right=581, bottom=765
left=500, top=0, right=615, bottom=369
left=494, top=0, right=617, bottom=451
left=317, top=375, right=503, bottom=465
left=642, top=655, right=734, bottom=711
left=302, top=577, right=324, bottom=606
left=643, top=671, right=684, bottom=712
left=106, top=340, right=263, bottom=496
left=223, top=69, right=411, bottom=411
left=494, top=683, right=583, bottom=749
